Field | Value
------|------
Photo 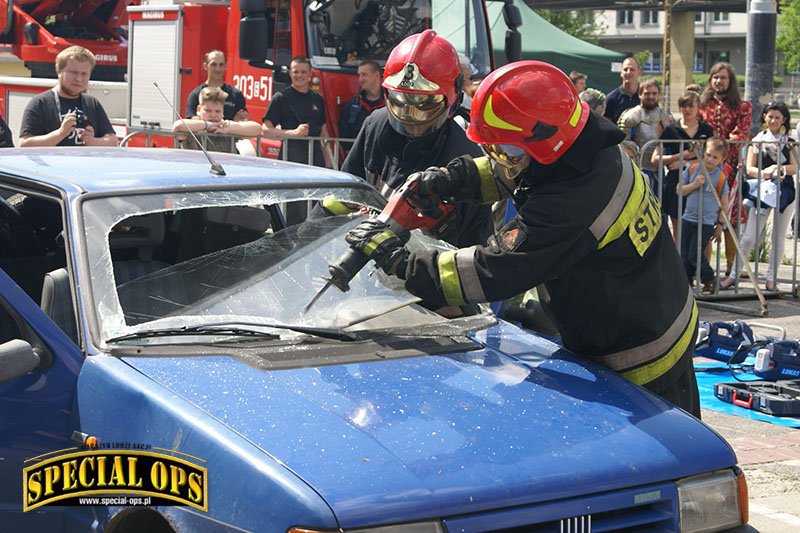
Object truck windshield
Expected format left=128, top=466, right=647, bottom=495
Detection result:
left=306, top=0, right=491, bottom=77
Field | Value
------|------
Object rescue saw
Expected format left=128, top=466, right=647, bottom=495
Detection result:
left=303, top=176, right=457, bottom=313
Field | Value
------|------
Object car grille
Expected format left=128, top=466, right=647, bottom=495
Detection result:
left=443, top=482, right=678, bottom=532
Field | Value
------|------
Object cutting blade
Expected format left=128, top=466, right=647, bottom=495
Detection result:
left=302, top=279, right=333, bottom=314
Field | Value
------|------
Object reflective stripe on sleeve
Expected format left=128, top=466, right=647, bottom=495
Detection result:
left=455, top=246, right=487, bottom=303
left=362, top=230, right=395, bottom=257
left=438, top=250, right=465, bottom=306
left=596, top=152, right=648, bottom=250
left=474, top=156, right=500, bottom=204
left=589, top=286, right=696, bottom=385
left=590, top=146, right=635, bottom=244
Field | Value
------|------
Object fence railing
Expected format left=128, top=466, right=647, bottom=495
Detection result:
left=119, top=129, right=356, bottom=171
left=641, top=137, right=799, bottom=302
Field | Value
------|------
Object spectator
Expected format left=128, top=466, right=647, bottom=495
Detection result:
left=569, top=71, right=587, bottom=93
left=453, top=54, right=476, bottom=129
left=19, top=46, right=116, bottom=147
left=677, top=137, right=730, bottom=294
left=699, top=62, right=752, bottom=276
left=652, top=88, right=713, bottom=240
left=185, top=50, right=248, bottom=122
left=262, top=56, right=330, bottom=168
left=460, top=55, right=479, bottom=98
left=173, top=87, right=262, bottom=153
left=579, top=88, right=606, bottom=116
left=617, top=78, right=674, bottom=188
left=338, top=60, right=384, bottom=148
left=720, top=101, right=798, bottom=292
left=0, top=114, right=13, bottom=147
left=604, top=56, right=641, bottom=124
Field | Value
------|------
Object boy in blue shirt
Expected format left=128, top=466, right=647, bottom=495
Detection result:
left=677, top=137, right=730, bottom=293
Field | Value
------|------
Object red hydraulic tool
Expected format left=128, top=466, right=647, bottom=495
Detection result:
left=303, top=176, right=456, bottom=313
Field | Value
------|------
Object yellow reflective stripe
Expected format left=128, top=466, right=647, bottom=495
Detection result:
left=475, top=156, right=500, bottom=203
left=438, top=250, right=465, bottom=306
left=362, top=230, right=394, bottom=256
left=621, top=301, right=698, bottom=385
left=568, top=99, right=582, bottom=127
left=483, top=95, right=523, bottom=132
left=597, top=164, right=647, bottom=250
left=322, top=194, right=354, bottom=216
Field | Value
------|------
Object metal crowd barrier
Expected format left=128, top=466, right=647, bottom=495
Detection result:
left=119, top=129, right=356, bottom=171
left=640, top=137, right=799, bottom=305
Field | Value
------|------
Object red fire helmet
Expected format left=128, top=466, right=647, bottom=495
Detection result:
left=382, top=29, right=461, bottom=137
left=467, top=61, right=590, bottom=165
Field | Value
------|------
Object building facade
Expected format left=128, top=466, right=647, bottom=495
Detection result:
left=597, top=9, right=747, bottom=81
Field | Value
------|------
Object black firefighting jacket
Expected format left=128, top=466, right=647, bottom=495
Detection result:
left=402, top=112, right=698, bottom=388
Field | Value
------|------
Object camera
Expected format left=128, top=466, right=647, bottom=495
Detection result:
left=74, top=110, right=89, bottom=129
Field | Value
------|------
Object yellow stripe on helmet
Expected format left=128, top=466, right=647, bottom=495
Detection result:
left=568, top=99, right=582, bottom=127
left=483, top=95, right=523, bottom=132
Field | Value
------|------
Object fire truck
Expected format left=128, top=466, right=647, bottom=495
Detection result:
left=0, top=0, right=522, bottom=149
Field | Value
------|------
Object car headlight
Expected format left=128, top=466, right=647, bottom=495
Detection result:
left=289, top=521, right=444, bottom=533
left=677, top=467, right=748, bottom=533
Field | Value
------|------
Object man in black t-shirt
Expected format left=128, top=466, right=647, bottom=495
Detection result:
left=185, top=50, right=248, bottom=122
left=19, top=46, right=116, bottom=147
left=262, top=56, right=330, bottom=168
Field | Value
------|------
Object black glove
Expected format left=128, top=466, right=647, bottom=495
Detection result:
left=345, top=218, right=409, bottom=276
left=410, top=155, right=480, bottom=201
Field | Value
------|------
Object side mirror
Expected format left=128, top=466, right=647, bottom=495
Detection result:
left=238, top=0, right=272, bottom=63
left=503, top=1, right=522, bottom=63
left=0, top=339, right=40, bottom=383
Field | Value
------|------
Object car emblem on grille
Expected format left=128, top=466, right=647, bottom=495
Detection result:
left=560, top=515, right=591, bottom=533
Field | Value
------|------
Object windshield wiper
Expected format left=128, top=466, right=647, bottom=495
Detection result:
left=107, top=321, right=358, bottom=343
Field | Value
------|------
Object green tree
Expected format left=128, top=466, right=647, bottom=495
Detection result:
left=777, top=0, right=800, bottom=73
left=535, top=9, right=605, bottom=44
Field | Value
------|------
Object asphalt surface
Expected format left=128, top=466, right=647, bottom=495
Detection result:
left=696, top=262, right=800, bottom=533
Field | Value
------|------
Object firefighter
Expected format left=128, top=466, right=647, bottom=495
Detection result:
left=346, top=61, right=701, bottom=418
left=341, top=29, right=492, bottom=248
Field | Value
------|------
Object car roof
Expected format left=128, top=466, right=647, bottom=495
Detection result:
left=0, top=148, right=362, bottom=195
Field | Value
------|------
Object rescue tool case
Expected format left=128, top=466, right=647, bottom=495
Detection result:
left=714, top=380, right=800, bottom=416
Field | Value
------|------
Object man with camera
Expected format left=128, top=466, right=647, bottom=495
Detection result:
left=19, top=46, right=117, bottom=147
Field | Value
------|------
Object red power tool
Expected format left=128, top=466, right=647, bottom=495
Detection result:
left=303, top=177, right=456, bottom=312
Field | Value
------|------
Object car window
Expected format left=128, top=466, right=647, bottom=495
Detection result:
left=81, top=186, right=491, bottom=345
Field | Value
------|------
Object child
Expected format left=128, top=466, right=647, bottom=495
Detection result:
left=677, top=137, right=730, bottom=293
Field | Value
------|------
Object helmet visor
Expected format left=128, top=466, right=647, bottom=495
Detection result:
left=386, top=89, right=446, bottom=124
left=484, top=144, right=530, bottom=180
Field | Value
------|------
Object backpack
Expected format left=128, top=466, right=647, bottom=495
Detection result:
left=687, top=162, right=727, bottom=196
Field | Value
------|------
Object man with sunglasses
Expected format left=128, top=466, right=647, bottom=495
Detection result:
left=346, top=61, right=701, bottom=418
left=341, top=30, right=492, bottom=248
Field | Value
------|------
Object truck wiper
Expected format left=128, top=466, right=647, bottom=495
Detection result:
left=107, top=320, right=358, bottom=343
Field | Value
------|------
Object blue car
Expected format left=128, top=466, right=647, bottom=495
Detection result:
left=0, top=148, right=747, bottom=532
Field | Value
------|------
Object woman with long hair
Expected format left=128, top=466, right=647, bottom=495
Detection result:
left=720, top=101, right=798, bottom=291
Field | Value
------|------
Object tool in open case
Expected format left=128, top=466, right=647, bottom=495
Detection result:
left=695, top=320, right=787, bottom=380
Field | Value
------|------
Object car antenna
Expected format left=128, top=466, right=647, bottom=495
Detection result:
left=152, top=81, right=226, bottom=176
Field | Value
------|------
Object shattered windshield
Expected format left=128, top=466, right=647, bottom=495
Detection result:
left=81, top=185, right=490, bottom=345
left=306, top=0, right=491, bottom=77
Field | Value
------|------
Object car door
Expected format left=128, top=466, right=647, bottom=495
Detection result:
left=0, top=267, right=86, bottom=530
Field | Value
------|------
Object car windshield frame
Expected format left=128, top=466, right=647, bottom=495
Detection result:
left=77, top=183, right=492, bottom=348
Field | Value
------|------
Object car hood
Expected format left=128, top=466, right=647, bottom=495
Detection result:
left=123, top=323, right=735, bottom=527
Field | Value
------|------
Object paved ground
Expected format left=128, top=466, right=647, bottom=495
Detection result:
left=696, top=261, right=800, bottom=532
